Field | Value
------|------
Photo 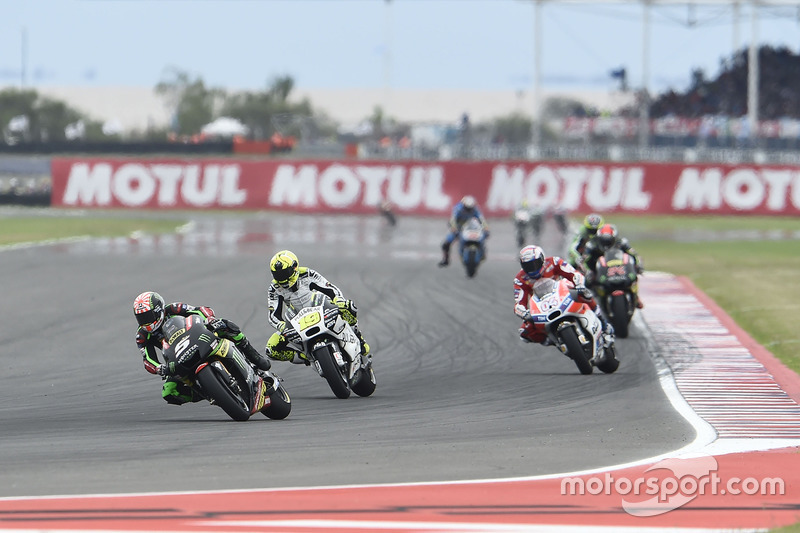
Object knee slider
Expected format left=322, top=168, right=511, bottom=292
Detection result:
left=266, top=332, right=295, bottom=361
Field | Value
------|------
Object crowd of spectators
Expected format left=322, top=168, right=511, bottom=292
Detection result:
left=645, top=45, right=800, bottom=120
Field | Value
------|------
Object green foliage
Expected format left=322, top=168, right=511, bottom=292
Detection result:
left=0, top=88, right=92, bottom=142
left=220, top=75, right=314, bottom=139
left=155, top=67, right=221, bottom=135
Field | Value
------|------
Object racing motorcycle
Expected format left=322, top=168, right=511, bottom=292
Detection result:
left=589, top=245, right=640, bottom=339
left=282, top=288, right=376, bottom=399
left=161, top=315, right=292, bottom=421
left=513, top=206, right=542, bottom=248
left=459, top=216, right=488, bottom=278
left=526, top=277, right=619, bottom=375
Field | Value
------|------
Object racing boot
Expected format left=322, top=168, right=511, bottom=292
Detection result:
left=596, top=312, right=615, bottom=348
left=237, top=339, right=272, bottom=371
left=437, top=242, right=450, bottom=267
left=634, top=292, right=645, bottom=309
left=353, top=327, right=370, bottom=357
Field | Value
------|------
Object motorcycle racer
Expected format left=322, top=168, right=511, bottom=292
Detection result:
left=133, top=291, right=272, bottom=405
left=265, top=250, right=371, bottom=365
left=581, top=223, right=645, bottom=309
left=567, top=213, right=604, bottom=268
left=514, top=245, right=615, bottom=347
left=438, top=195, right=489, bottom=267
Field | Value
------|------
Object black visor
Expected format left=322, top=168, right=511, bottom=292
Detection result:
left=135, top=309, right=159, bottom=326
left=273, top=266, right=293, bottom=282
left=522, top=256, right=544, bottom=274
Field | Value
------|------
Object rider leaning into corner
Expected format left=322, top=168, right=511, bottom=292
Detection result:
left=514, top=245, right=615, bottom=348
left=133, top=291, right=273, bottom=405
left=437, top=194, right=490, bottom=267
left=581, top=223, right=645, bottom=309
left=265, top=249, right=372, bottom=365
left=567, top=213, right=605, bottom=269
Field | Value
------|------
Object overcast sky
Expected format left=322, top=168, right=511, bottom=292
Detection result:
left=2, top=0, right=800, bottom=95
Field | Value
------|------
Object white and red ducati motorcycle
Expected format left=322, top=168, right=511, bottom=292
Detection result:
left=526, top=278, right=620, bottom=375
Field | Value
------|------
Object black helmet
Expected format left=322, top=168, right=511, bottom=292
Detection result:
left=133, top=291, right=165, bottom=333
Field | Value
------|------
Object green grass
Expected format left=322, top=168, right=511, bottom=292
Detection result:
left=606, top=215, right=800, bottom=373
left=0, top=216, right=185, bottom=245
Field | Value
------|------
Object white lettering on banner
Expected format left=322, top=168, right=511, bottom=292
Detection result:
left=672, top=167, right=800, bottom=211
left=268, top=164, right=450, bottom=210
left=63, top=163, right=113, bottom=205
left=487, top=165, right=651, bottom=212
left=270, top=165, right=318, bottom=207
left=62, top=163, right=246, bottom=207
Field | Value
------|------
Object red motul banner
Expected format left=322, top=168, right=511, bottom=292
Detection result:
left=50, top=158, right=800, bottom=216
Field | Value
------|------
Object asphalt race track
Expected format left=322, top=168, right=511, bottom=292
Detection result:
left=0, top=210, right=695, bottom=498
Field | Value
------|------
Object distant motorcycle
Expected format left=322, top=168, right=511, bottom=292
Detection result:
left=513, top=207, right=542, bottom=248
left=459, top=216, right=488, bottom=278
left=525, top=277, right=619, bottom=375
left=282, top=288, right=376, bottom=399
left=589, top=245, right=641, bottom=338
left=161, top=315, right=291, bottom=421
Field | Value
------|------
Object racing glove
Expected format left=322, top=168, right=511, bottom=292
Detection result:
left=574, top=284, right=593, bottom=300
left=333, top=297, right=356, bottom=313
left=276, top=321, right=287, bottom=333
left=156, top=363, right=174, bottom=377
left=333, top=297, right=358, bottom=323
left=207, top=318, right=226, bottom=332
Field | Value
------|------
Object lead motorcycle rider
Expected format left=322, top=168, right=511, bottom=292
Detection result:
left=265, top=250, right=371, bottom=365
left=134, top=291, right=273, bottom=405
left=514, top=245, right=615, bottom=347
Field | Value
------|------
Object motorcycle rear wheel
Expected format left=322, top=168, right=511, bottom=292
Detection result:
left=314, top=345, right=351, bottom=399
left=596, top=350, right=620, bottom=374
left=351, top=364, right=376, bottom=397
left=610, top=294, right=630, bottom=338
left=196, top=365, right=251, bottom=421
left=262, top=384, right=292, bottom=419
left=560, top=327, right=594, bottom=375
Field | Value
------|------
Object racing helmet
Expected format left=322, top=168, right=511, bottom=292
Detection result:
left=583, top=213, right=605, bottom=235
left=461, top=195, right=476, bottom=210
left=519, top=245, right=546, bottom=279
left=597, top=224, right=618, bottom=251
left=133, top=291, right=165, bottom=333
left=270, top=250, right=300, bottom=288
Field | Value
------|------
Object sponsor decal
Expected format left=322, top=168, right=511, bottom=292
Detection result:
left=61, top=162, right=246, bottom=207
left=268, top=163, right=451, bottom=211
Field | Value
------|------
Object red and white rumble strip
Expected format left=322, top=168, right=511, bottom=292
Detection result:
left=640, top=272, right=800, bottom=446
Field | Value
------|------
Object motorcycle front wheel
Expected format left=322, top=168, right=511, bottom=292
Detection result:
left=559, top=327, right=594, bottom=375
left=464, top=248, right=478, bottom=278
left=313, top=345, right=351, bottom=399
left=196, top=365, right=251, bottom=421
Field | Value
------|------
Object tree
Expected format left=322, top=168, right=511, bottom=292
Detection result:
left=0, top=88, right=101, bottom=142
left=220, top=75, right=315, bottom=139
left=155, top=67, right=222, bottom=135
